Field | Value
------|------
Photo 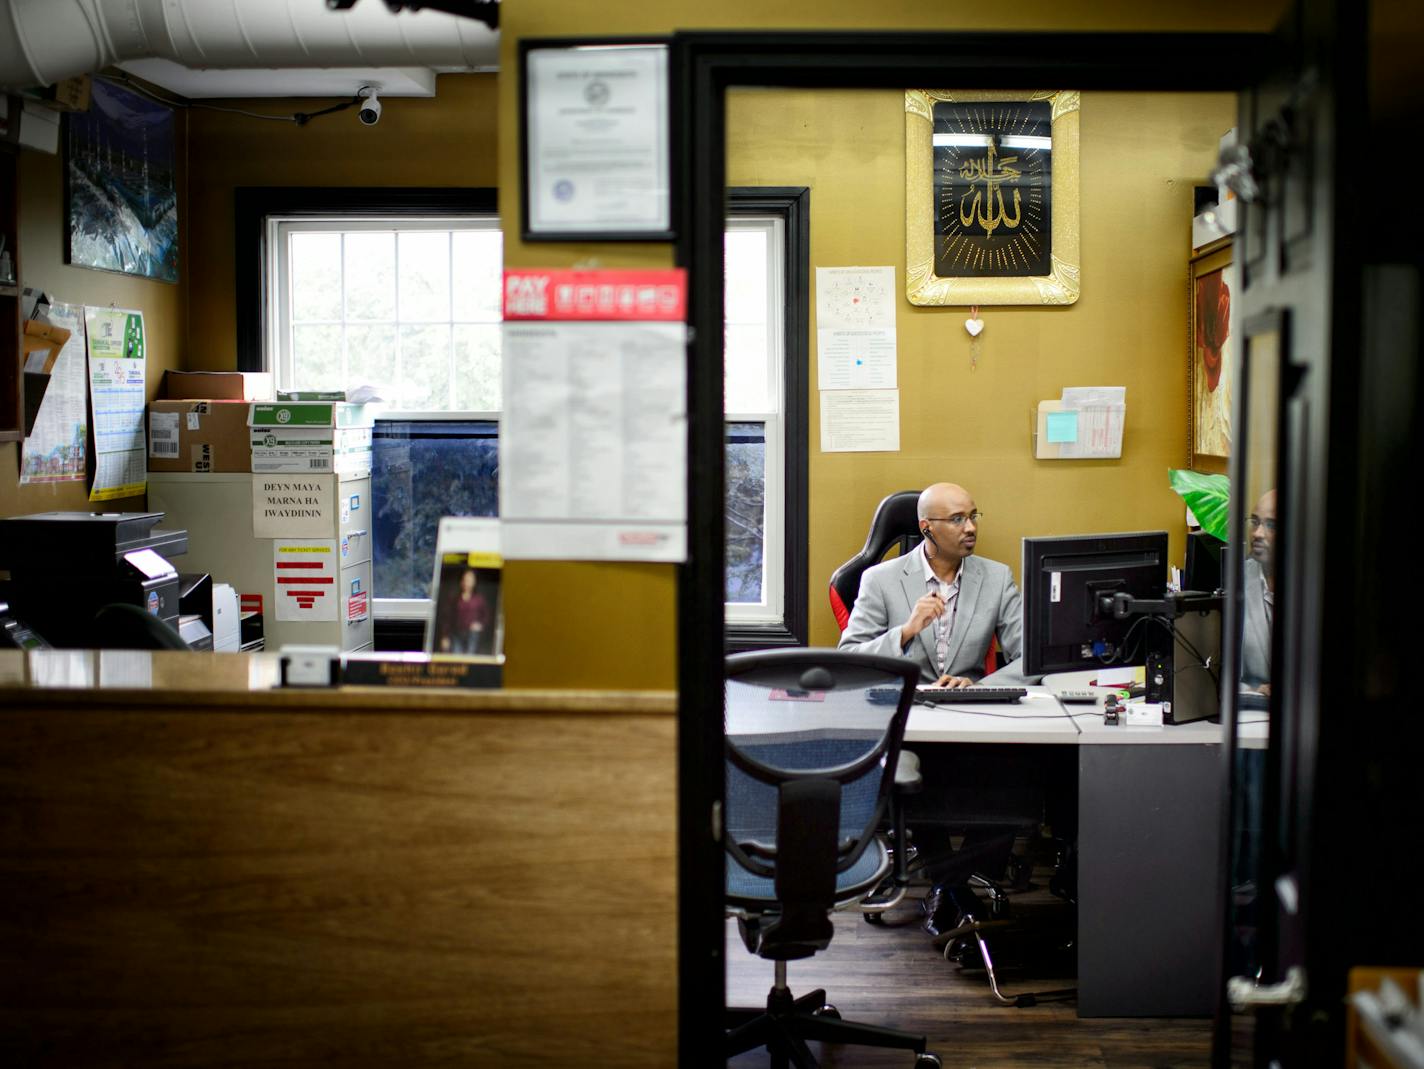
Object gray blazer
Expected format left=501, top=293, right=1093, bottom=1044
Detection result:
left=1240, top=557, right=1272, bottom=690
left=837, top=550, right=1024, bottom=683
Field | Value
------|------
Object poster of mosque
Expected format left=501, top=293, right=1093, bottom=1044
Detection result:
left=64, top=79, right=178, bottom=283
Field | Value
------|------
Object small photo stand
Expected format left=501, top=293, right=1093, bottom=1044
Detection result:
left=426, top=517, right=504, bottom=661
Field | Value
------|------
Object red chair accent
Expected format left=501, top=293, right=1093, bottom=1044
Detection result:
left=984, top=636, right=1000, bottom=678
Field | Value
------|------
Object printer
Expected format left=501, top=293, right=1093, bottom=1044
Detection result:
left=0, top=511, right=211, bottom=650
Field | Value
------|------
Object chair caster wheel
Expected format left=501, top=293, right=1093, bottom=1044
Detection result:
left=864, top=911, right=885, bottom=925
left=812, top=1004, right=840, bottom=1019
left=915, top=1053, right=943, bottom=1067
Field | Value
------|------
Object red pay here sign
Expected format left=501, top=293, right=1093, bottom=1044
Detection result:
left=503, top=268, right=687, bottom=321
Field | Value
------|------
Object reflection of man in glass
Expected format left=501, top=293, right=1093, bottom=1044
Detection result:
left=1241, top=489, right=1275, bottom=693
left=441, top=568, right=490, bottom=655
left=1231, top=489, right=1275, bottom=978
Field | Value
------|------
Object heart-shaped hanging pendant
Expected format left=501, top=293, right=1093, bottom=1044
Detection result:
left=965, top=317, right=984, bottom=337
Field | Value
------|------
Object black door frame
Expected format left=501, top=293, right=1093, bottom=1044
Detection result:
left=669, top=30, right=1277, bottom=1066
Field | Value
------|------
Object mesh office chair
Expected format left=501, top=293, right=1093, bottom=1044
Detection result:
left=724, top=648, right=941, bottom=1068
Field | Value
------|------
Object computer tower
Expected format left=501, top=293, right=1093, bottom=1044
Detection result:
left=1144, top=605, right=1222, bottom=724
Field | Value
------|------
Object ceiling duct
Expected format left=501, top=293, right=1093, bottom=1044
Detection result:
left=0, top=0, right=498, bottom=92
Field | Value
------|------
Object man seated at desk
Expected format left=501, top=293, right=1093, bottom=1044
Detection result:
left=837, top=481, right=1029, bottom=938
left=837, top=482, right=1023, bottom=686
left=1241, top=488, right=1275, bottom=695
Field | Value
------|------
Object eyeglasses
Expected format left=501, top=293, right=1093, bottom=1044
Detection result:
left=924, top=511, right=982, bottom=527
left=1248, top=515, right=1276, bottom=532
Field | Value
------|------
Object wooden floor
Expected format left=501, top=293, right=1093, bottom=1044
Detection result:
left=726, top=874, right=1213, bottom=1069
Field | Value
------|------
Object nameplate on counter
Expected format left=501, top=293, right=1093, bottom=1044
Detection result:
left=340, top=653, right=503, bottom=689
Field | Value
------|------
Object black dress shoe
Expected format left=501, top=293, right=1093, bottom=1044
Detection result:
left=922, top=882, right=999, bottom=938
left=920, top=883, right=963, bottom=938
left=923, top=904, right=964, bottom=939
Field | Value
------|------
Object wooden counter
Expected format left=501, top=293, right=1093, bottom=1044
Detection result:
left=0, top=652, right=678, bottom=1066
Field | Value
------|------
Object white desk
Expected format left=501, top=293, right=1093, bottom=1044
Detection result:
left=727, top=676, right=1261, bottom=1017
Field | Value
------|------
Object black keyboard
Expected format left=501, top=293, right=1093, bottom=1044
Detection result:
left=914, top=685, right=1027, bottom=704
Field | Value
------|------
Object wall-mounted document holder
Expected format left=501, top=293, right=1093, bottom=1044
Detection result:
left=1033, top=387, right=1126, bottom=459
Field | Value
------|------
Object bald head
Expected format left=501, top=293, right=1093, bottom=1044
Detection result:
left=918, top=483, right=973, bottom=521
left=917, top=483, right=979, bottom=570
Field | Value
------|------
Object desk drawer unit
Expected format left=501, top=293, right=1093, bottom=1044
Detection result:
left=1076, top=741, right=1224, bottom=1017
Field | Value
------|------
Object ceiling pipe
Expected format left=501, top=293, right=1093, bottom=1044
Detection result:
left=0, top=0, right=497, bottom=92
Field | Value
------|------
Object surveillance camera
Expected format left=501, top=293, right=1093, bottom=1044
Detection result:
left=357, top=87, right=381, bottom=126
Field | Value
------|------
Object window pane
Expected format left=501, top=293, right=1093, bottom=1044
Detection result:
left=290, top=233, right=342, bottom=321
left=725, top=323, right=769, bottom=413
left=452, top=231, right=504, bottom=322
left=291, top=324, right=343, bottom=389
left=398, top=232, right=451, bottom=321
left=346, top=323, right=397, bottom=397
left=344, top=232, right=396, bottom=321
left=725, top=422, right=767, bottom=604
left=453, top=324, right=502, bottom=411
left=372, top=420, right=499, bottom=599
left=724, top=230, right=768, bottom=323
left=398, top=324, right=451, bottom=409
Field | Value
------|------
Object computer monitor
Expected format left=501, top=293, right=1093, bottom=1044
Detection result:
left=1022, top=530, right=1170, bottom=678
left=1183, top=530, right=1224, bottom=593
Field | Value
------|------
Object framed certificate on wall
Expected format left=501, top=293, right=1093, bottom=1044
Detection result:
left=520, top=39, right=674, bottom=242
left=904, top=89, right=1081, bottom=306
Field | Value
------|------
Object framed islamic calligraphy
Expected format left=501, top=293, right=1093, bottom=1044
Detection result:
left=905, top=90, right=1080, bottom=306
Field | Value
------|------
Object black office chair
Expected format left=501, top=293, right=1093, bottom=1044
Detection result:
left=90, top=602, right=189, bottom=650
left=724, top=648, right=941, bottom=1068
left=828, top=490, right=923, bottom=631
left=829, top=489, right=1004, bottom=674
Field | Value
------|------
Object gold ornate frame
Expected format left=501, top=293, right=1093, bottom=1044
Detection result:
left=905, top=89, right=1081, bottom=306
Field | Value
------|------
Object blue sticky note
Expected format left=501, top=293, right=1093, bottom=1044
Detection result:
left=1046, top=411, right=1079, bottom=443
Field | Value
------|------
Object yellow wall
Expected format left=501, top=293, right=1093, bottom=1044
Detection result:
left=8, top=3, right=1286, bottom=686
left=1, top=139, right=187, bottom=519
left=181, top=74, right=675, bottom=688
left=498, top=1, right=1286, bottom=681
left=726, top=89, right=1235, bottom=645
left=183, top=75, right=499, bottom=374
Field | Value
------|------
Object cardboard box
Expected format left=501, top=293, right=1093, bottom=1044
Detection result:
left=248, top=401, right=373, bottom=429
left=164, top=370, right=274, bottom=401
left=249, top=425, right=373, bottom=474
left=148, top=400, right=252, bottom=473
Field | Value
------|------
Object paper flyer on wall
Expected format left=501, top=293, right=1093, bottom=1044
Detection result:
left=273, top=539, right=339, bottom=622
left=820, top=389, right=901, bottom=453
left=84, top=306, right=147, bottom=501
left=426, top=517, right=504, bottom=659
left=20, top=302, right=88, bottom=484
left=500, top=320, right=686, bottom=560
left=500, top=268, right=689, bottom=562
left=815, top=266, right=897, bottom=390
left=1056, top=386, right=1126, bottom=459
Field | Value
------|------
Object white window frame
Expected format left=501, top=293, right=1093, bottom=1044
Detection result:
left=724, top=214, right=786, bottom=627
left=263, top=214, right=503, bottom=621
left=265, top=215, right=503, bottom=414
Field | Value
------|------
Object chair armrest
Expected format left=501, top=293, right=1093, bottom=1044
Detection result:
left=738, top=839, right=777, bottom=861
